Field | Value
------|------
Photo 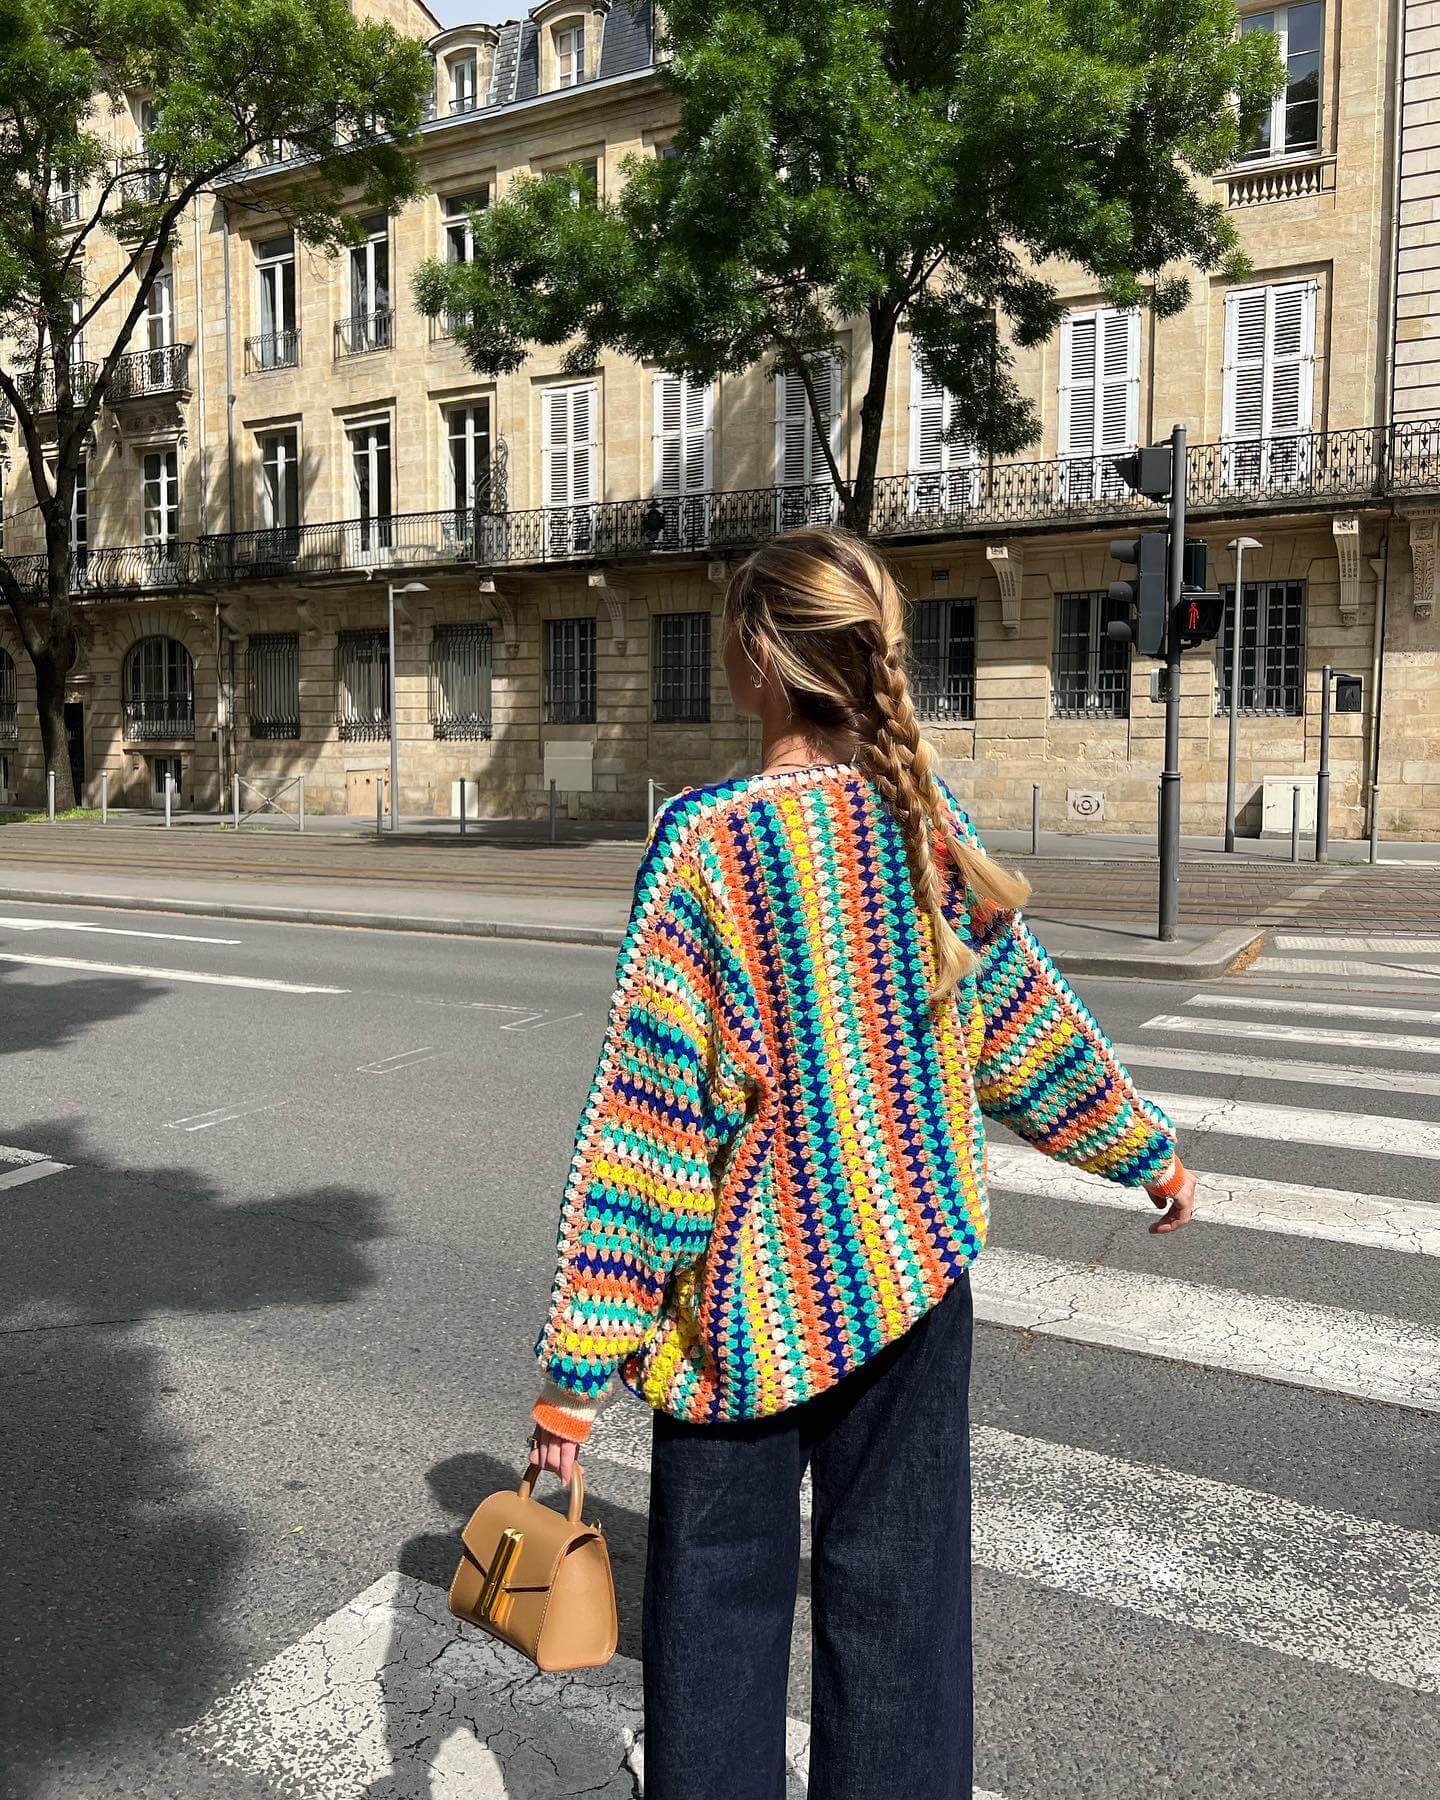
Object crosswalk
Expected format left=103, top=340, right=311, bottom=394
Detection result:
left=181, top=945, right=1440, bottom=1797
left=1244, top=929, right=1440, bottom=986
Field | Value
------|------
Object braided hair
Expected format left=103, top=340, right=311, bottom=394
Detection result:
left=723, top=525, right=1031, bottom=1004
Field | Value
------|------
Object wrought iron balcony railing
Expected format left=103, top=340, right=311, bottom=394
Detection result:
left=16, top=361, right=99, bottom=415
left=123, top=699, right=195, bottom=742
left=335, top=309, right=394, bottom=357
left=0, top=703, right=17, bottom=745
left=3, top=542, right=205, bottom=599
left=200, top=509, right=484, bottom=581
left=244, top=330, right=301, bottom=374
left=110, top=342, right=192, bottom=402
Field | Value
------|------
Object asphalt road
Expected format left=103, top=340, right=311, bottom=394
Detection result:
left=0, top=902, right=1436, bottom=1799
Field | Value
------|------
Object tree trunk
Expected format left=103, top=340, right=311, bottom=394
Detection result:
left=845, top=309, right=899, bottom=540
left=35, top=644, right=75, bottom=811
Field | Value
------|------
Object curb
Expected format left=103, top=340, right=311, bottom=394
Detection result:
left=0, top=886, right=626, bottom=949
left=0, top=883, right=1262, bottom=975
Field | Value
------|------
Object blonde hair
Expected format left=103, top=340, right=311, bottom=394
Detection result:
left=723, top=526, right=1031, bottom=1004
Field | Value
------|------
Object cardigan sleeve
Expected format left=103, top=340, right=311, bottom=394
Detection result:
left=532, top=803, right=745, bottom=1442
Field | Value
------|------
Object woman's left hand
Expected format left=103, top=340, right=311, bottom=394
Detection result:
left=1145, top=1166, right=1197, bottom=1234
left=528, top=1421, right=580, bottom=1483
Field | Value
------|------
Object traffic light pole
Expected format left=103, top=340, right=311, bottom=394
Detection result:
left=1158, top=423, right=1186, bottom=942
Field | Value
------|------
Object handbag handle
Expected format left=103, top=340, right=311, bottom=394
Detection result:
left=520, top=1460, right=586, bottom=1524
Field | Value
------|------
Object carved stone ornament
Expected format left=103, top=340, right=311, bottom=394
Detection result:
left=1405, top=510, right=1438, bottom=622
left=1331, top=516, right=1362, bottom=626
left=587, top=571, right=629, bottom=651
left=985, top=543, right=1022, bottom=636
left=476, top=575, right=519, bottom=649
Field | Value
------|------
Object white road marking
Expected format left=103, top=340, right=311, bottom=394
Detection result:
left=985, top=1142, right=1440, bottom=1257
left=501, top=1009, right=584, bottom=1032
left=0, top=1159, right=68, bottom=1191
left=0, top=914, right=241, bottom=945
left=973, top=1246, right=1440, bottom=1413
left=1, top=1142, right=59, bottom=1166
left=1184, top=992, right=1440, bottom=1026
left=356, top=1046, right=438, bottom=1074
left=1274, top=935, right=1440, bottom=954
left=180, top=1571, right=825, bottom=1800
left=1246, top=956, right=1440, bottom=983
left=1143, top=1012, right=1440, bottom=1058
left=1112, top=1038, right=1440, bottom=1099
left=1151, top=1090, right=1440, bottom=1159
left=164, top=1099, right=289, bottom=1133
left=0, top=951, right=346, bottom=995
left=588, top=1409, right=1440, bottom=1695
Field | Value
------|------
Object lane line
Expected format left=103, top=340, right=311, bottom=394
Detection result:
left=355, top=1046, right=438, bottom=1074
left=588, top=1410, right=1440, bottom=1695
left=1246, top=956, right=1440, bottom=983
left=0, top=1160, right=68, bottom=1191
left=0, top=951, right=347, bottom=995
left=973, top=1246, right=1440, bottom=1413
left=164, top=1099, right=289, bottom=1133
left=500, top=1009, right=585, bottom=1032
left=1112, top=1038, right=1440, bottom=1099
left=1183, top=993, right=1440, bottom=1026
left=1150, top=1090, right=1440, bottom=1159
left=1144, top=1013, right=1440, bottom=1057
left=0, top=1142, right=60, bottom=1166
left=1273, top=935, right=1440, bottom=954
left=0, top=915, right=241, bottom=945
left=985, top=1143, right=1440, bottom=1257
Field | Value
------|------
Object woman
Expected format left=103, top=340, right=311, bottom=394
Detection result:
left=527, top=526, right=1195, bottom=1800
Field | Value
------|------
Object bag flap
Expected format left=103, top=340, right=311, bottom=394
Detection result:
left=459, top=1490, right=596, bottom=1594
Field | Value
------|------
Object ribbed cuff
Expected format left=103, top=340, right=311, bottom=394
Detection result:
left=532, top=1379, right=606, bottom=1445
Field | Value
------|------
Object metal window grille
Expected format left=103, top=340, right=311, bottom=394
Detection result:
left=1215, top=580, right=1305, bottom=716
left=544, top=618, right=596, bottom=724
left=248, top=632, right=300, bottom=739
left=335, top=629, right=390, bottom=740
left=123, top=636, right=194, bottom=740
left=0, top=647, right=16, bottom=744
left=1052, top=591, right=1131, bottom=719
left=430, top=623, right=492, bottom=740
left=908, top=598, right=976, bottom=722
left=652, top=612, right=711, bottom=724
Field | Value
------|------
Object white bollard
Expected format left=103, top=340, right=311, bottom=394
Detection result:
left=100, top=770, right=108, bottom=825
left=165, top=772, right=173, bottom=828
left=47, top=769, right=55, bottom=821
left=232, top=772, right=240, bottom=830
left=298, top=774, right=305, bottom=833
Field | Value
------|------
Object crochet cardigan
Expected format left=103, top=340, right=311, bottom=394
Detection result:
left=532, top=763, right=1177, bottom=1443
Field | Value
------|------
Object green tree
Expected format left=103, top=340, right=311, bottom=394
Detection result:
left=415, top=0, right=1281, bottom=540
left=0, top=0, right=431, bottom=806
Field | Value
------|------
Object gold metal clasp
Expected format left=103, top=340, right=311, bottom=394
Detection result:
left=478, top=1527, right=524, bottom=1626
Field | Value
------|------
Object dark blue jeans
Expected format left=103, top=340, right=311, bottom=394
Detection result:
left=642, top=1271, right=974, bottom=1800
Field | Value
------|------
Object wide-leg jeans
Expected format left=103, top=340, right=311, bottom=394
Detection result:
left=642, top=1270, right=974, bottom=1800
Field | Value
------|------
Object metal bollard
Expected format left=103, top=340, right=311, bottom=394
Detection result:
left=165, top=773, right=173, bottom=828
left=1315, top=663, right=1332, bottom=865
left=298, top=775, right=305, bottom=834
left=1369, top=783, right=1380, bottom=866
left=376, top=775, right=384, bottom=841
left=549, top=777, right=557, bottom=844
left=647, top=776, right=656, bottom=829
left=1290, top=784, right=1300, bottom=864
left=232, top=772, right=240, bottom=830
left=100, top=770, right=108, bottom=825
left=459, top=778, right=467, bottom=837
left=47, top=769, right=55, bottom=822
left=1031, top=784, right=1040, bottom=857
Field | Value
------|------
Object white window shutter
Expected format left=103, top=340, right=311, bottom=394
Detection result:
left=1223, top=287, right=1270, bottom=441
left=543, top=387, right=570, bottom=507
left=812, top=351, right=839, bottom=472
left=1098, top=309, right=1139, bottom=454
left=1267, top=282, right=1315, bottom=436
left=571, top=383, right=595, bottom=504
left=910, top=356, right=947, bottom=472
left=1060, top=312, right=1097, bottom=460
left=682, top=378, right=711, bottom=493
left=776, top=366, right=810, bottom=485
left=653, top=373, right=683, bottom=497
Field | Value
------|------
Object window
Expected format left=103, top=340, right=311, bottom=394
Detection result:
left=124, top=637, right=194, bottom=740
left=1241, top=4, right=1321, bottom=159
left=443, top=191, right=488, bottom=264
left=252, top=235, right=298, bottom=370
left=0, top=646, right=16, bottom=744
left=51, top=168, right=80, bottom=224
left=248, top=632, right=300, bottom=739
left=142, top=448, right=180, bottom=553
left=909, top=357, right=979, bottom=516
left=1053, top=591, right=1131, bottom=718
left=449, top=52, right=478, bottom=113
left=652, top=612, right=711, bottom=724
left=1058, top=307, right=1139, bottom=503
left=555, top=22, right=585, bottom=87
left=146, top=261, right=174, bottom=350
left=545, top=617, right=596, bottom=724
left=446, top=403, right=491, bottom=544
left=908, top=598, right=976, bottom=723
left=1222, top=281, right=1316, bottom=489
left=259, top=429, right=301, bottom=533
left=430, top=622, right=492, bottom=739
left=1216, top=580, right=1305, bottom=715
left=340, top=215, right=391, bottom=355
left=151, top=755, right=182, bottom=799
left=335, top=629, right=389, bottom=740
left=68, top=455, right=88, bottom=568
left=775, top=353, right=841, bottom=528
left=650, top=373, right=713, bottom=548
left=565, top=158, right=599, bottom=207
left=542, top=382, right=597, bottom=555
left=348, top=419, right=392, bottom=553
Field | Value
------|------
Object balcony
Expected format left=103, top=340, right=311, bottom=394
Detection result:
left=0, top=703, right=16, bottom=746
left=202, top=509, right=482, bottom=581
left=123, top=698, right=194, bottom=742
left=244, top=330, right=301, bottom=374
left=334, top=310, right=394, bottom=358
left=18, top=362, right=99, bottom=416
left=3, top=542, right=205, bottom=600
left=110, top=342, right=192, bottom=403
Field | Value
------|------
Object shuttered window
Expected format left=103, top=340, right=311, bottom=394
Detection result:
left=545, top=617, right=596, bottom=724
left=775, top=353, right=840, bottom=527
left=1053, top=592, right=1131, bottom=719
left=542, top=382, right=597, bottom=555
left=1216, top=581, right=1305, bottom=716
left=908, top=356, right=979, bottom=515
left=652, top=612, right=710, bottom=724
left=248, top=632, right=300, bottom=739
left=653, top=374, right=712, bottom=498
left=430, top=622, right=492, bottom=739
left=335, top=628, right=389, bottom=740
left=1222, top=282, right=1315, bottom=489
left=1058, top=308, right=1139, bottom=503
left=908, top=599, right=976, bottom=722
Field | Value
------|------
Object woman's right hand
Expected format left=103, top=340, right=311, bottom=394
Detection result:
left=1145, top=1165, right=1196, bottom=1234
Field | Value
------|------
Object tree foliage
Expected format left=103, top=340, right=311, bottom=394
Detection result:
left=416, top=0, right=1283, bottom=532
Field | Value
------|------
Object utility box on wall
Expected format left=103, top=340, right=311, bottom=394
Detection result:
left=543, top=741, right=594, bottom=794
left=1261, top=775, right=1317, bottom=834
left=1067, top=789, right=1106, bottom=823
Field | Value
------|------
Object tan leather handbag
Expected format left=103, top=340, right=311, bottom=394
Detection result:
left=448, top=1464, right=618, bottom=1671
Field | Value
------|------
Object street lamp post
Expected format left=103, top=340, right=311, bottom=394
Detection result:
left=1224, top=536, right=1262, bottom=853
left=388, top=581, right=429, bottom=831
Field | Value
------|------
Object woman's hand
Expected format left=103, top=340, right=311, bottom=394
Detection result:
left=528, top=1421, right=580, bottom=1484
left=1145, top=1165, right=1197, bottom=1234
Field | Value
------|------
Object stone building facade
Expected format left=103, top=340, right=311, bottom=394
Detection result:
left=2, top=0, right=1438, bottom=838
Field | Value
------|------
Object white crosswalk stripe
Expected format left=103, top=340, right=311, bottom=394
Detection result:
left=1273, top=935, right=1440, bottom=954
left=1143, top=1011, right=1440, bottom=1057
left=1151, top=1090, right=1440, bottom=1158
left=1112, top=1039, right=1440, bottom=1098
left=1243, top=956, right=1440, bottom=983
left=0, top=1142, right=70, bottom=1192
left=1185, top=991, right=1440, bottom=1025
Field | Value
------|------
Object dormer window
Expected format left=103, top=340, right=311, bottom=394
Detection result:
left=426, top=27, right=498, bottom=120
left=533, top=2, right=607, bottom=92
left=450, top=52, right=478, bottom=114
left=556, top=22, right=585, bottom=87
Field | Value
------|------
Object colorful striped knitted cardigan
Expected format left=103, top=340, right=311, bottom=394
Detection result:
left=532, top=762, right=1176, bottom=1442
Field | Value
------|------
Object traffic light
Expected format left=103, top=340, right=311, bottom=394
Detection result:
left=1108, top=532, right=1169, bottom=657
left=1111, top=444, right=1175, bottom=501
left=1171, top=592, right=1224, bottom=649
